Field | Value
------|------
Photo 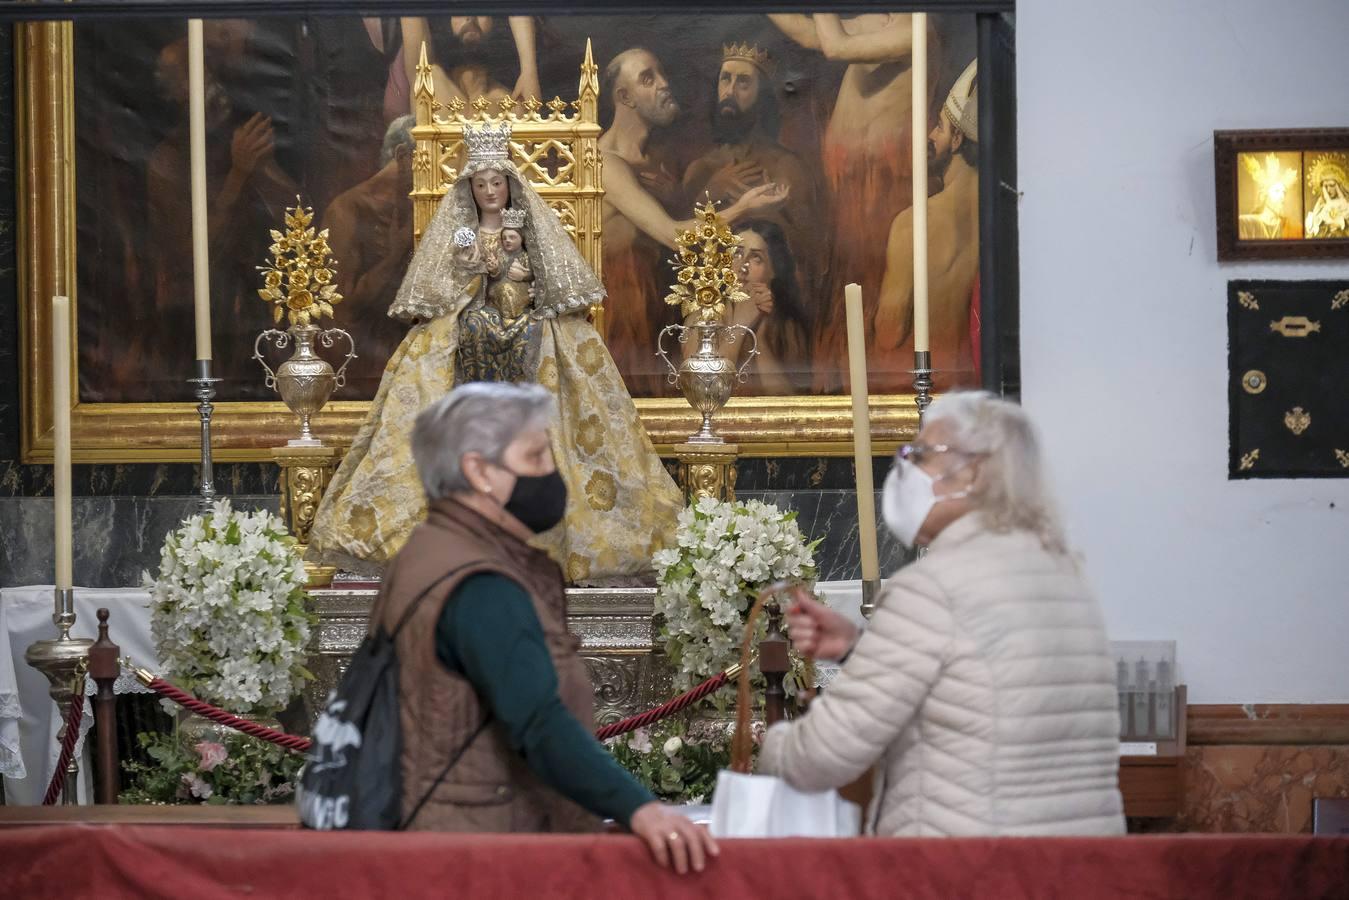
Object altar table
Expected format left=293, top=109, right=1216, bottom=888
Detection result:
left=1, top=828, right=1346, bottom=899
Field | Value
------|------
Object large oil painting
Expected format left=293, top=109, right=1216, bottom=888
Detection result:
left=71, top=13, right=980, bottom=404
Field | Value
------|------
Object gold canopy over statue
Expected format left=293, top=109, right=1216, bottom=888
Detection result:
left=307, top=43, right=683, bottom=582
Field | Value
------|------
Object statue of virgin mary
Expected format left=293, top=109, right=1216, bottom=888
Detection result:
left=307, top=121, right=682, bottom=582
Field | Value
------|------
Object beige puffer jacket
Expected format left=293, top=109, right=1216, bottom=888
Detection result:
left=761, top=514, right=1125, bottom=836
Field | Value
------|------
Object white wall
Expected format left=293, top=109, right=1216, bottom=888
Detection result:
left=1017, top=0, right=1349, bottom=703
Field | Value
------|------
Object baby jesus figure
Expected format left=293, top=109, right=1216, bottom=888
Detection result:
left=489, top=207, right=534, bottom=319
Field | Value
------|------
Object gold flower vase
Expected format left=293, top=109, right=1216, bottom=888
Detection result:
left=253, top=324, right=356, bottom=447
left=657, top=321, right=758, bottom=444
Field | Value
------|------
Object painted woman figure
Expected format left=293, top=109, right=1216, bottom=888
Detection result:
left=308, top=121, right=682, bottom=582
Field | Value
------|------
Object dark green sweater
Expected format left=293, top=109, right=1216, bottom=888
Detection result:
left=435, top=572, right=653, bottom=828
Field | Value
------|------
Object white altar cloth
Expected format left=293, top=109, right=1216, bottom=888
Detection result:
left=0, top=587, right=157, bottom=805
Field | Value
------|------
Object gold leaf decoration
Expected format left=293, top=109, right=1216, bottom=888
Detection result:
left=1333, top=290, right=1349, bottom=311
left=1238, top=291, right=1259, bottom=310
left=1335, top=449, right=1349, bottom=468
left=1284, top=406, right=1311, bottom=436
left=1239, top=449, right=1260, bottom=471
left=664, top=197, right=749, bottom=324
left=257, top=196, right=344, bottom=327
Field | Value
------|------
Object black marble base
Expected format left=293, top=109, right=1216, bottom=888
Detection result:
left=0, top=490, right=905, bottom=588
left=0, top=495, right=279, bottom=588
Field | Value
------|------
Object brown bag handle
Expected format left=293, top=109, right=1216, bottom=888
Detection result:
left=729, top=582, right=816, bottom=773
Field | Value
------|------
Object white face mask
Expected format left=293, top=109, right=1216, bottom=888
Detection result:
left=881, top=458, right=973, bottom=549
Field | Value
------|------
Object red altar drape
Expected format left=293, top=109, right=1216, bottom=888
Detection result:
left=2, top=827, right=1347, bottom=899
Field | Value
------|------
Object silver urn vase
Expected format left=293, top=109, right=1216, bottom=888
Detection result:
left=253, top=324, right=356, bottom=447
left=656, top=322, right=758, bottom=444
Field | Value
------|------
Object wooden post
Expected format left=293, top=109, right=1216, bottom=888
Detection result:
left=761, top=599, right=790, bottom=726
left=88, top=608, right=121, bottom=804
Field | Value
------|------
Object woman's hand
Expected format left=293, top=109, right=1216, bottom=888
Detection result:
left=785, top=590, right=859, bottom=661
left=628, top=802, right=720, bottom=874
left=745, top=282, right=775, bottom=316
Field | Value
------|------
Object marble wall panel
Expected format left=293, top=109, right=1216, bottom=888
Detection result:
left=1178, top=745, right=1349, bottom=834
left=0, top=495, right=279, bottom=588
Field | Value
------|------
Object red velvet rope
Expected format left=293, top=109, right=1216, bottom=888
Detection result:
left=145, top=678, right=314, bottom=753
left=594, top=671, right=731, bottom=741
left=42, top=693, right=86, bottom=805
left=136, top=667, right=736, bottom=755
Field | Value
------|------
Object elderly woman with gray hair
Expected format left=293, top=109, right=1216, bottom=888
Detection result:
left=765, top=391, right=1125, bottom=836
left=372, top=381, right=717, bottom=872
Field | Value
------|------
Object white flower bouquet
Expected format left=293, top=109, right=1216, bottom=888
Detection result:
left=652, top=497, right=820, bottom=694
left=143, top=499, right=315, bottom=716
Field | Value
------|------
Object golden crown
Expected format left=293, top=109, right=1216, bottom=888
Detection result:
left=501, top=207, right=528, bottom=230
left=722, top=42, right=776, bottom=78
left=465, top=121, right=512, bottom=163
left=1307, top=153, right=1348, bottom=190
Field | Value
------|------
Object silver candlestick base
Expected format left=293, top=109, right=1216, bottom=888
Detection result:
left=24, top=587, right=92, bottom=804
left=913, top=350, right=934, bottom=426
left=860, top=578, right=882, bottom=619
left=189, top=358, right=222, bottom=515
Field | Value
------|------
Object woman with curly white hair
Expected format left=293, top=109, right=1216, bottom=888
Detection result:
left=763, top=391, right=1125, bottom=836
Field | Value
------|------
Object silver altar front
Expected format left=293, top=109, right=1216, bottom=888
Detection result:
left=307, top=586, right=671, bottom=726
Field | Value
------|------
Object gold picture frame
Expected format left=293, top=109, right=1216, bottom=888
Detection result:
left=18, top=21, right=920, bottom=464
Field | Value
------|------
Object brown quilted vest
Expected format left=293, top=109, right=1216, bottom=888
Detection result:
left=370, top=497, right=599, bottom=832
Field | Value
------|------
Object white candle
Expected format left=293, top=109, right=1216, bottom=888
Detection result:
left=911, top=12, right=930, bottom=354
left=844, top=283, right=880, bottom=583
left=188, top=19, right=212, bottom=360
left=52, top=295, right=73, bottom=590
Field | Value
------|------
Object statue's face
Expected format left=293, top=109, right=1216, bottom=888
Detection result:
left=717, top=60, right=762, bottom=116
left=471, top=171, right=509, bottom=213
left=734, top=229, right=774, bottom=285
left=501, top=229, right=522, bottom=253
left=619, top=50, right=678, bottom=127
left=1324, top=178, right=1343, bottom=201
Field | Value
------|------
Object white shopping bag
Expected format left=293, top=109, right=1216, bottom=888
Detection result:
left=709, top=770, right=860, bottom=838
left=708, top=581, right=862, bottom=838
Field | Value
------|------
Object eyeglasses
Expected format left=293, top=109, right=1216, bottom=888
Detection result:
left=895, top=443, right=969, bottom=466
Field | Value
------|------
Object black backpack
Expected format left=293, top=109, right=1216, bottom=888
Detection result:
left=298, top=563, right=489, bottom=830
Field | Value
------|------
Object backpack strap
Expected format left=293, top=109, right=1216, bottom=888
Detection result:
left=387, top=560, right=488, bottom=640
left=391, top=560, right=496, bottom=831
left=398, top=713, right=491, bottom=830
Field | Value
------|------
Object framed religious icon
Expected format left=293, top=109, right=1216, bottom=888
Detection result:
left=16, top=7, right=1015, bottom=463
left=1215, top=129, right=1349, bottom=261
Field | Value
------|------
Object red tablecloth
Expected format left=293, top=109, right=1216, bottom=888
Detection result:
left=2, top=827, right=1347, bottom=899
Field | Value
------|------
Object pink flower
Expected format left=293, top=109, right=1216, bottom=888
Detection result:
left=182, top=773, right=213, bottom=800
left=194, top=741, right=228, bottom=772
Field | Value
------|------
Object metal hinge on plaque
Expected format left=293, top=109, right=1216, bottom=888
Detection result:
left=1269, top=316, right=1321, bottom=338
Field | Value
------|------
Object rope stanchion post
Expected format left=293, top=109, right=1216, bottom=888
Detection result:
left=88, top=608, right=122, bottom=804
left=760, top=600, right=790, bottom=727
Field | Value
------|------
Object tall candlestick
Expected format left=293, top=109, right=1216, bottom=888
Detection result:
left=51, top=295, right=73, bottom=590
left=844, top=283, right=879, bottom=583
left=188, top=19, right=211, bottom=361
left=911, top=13, right=930, bottom=354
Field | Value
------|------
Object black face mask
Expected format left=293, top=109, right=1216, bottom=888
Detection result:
left=502, top=469, right=568, bottom=534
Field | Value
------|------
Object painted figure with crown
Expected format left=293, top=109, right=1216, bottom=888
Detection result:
left=306, top=121, right=683, bottom=582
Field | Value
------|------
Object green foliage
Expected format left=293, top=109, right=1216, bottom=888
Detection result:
left=120, top=727, right=303, bottom=806
left=605, top=716, right=757, bottom=804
